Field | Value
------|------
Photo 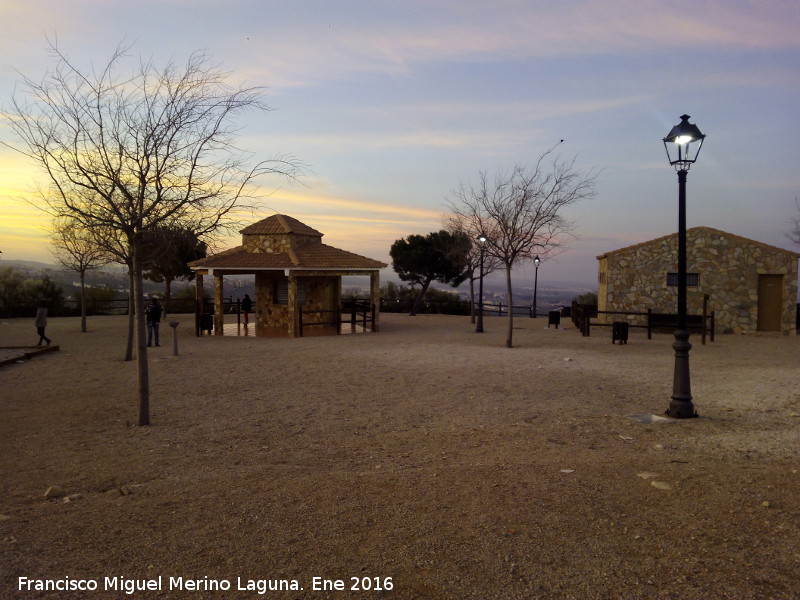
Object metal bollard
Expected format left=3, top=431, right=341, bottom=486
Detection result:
left=169, top=321, right=180, bottom=356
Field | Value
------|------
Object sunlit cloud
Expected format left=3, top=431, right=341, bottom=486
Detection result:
left=209, top=183, right=444, bottom=261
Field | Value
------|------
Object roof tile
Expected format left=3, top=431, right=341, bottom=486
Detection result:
left=240, top=214, right=323, bottom=237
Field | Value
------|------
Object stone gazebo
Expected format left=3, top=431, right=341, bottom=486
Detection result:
left=189, top=214, right=387, bottom=337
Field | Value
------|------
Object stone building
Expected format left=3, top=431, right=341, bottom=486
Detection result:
left=596, top=226, right=799, bottom=334
left=189, top=214, right=387, bottom=337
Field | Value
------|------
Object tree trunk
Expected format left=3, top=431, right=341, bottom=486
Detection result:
left=469, top=275, right=476, bottom=324
left=125, top=268, right=135, bottom=362
left=164, top=278, right=173, bottom=317
left=409, top=278, right=433, bottom=316
left=79, top=270, right=87, bottom=333
left=505, top=263, right=514, bottom=348
left=132, top=235, right=151, bottom=426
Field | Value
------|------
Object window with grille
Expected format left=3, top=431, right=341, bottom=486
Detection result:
left=275, top=278, right=307, bottom=305
left=666, top=273, right=699, bottom=287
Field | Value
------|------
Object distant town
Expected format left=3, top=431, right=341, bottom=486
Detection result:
left=1, top=259, right=596, bottom=314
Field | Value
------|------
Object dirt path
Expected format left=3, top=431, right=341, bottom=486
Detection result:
left=1, top=314, right=798, bottom=599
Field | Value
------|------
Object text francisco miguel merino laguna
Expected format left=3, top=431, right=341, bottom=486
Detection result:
left=19, top=576, right=314, bottom=595
left=19, top=575, right=396, bottom=594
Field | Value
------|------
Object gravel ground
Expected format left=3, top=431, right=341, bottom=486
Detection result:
left=1, top=313, right=799, bottom=600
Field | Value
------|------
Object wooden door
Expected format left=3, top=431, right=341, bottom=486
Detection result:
left=757, top=274, right=783, bottom=332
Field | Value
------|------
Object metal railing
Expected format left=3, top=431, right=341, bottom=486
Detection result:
left=572, top=302, right=715, bottom=344
left=299, top=300, right=375, bottom=336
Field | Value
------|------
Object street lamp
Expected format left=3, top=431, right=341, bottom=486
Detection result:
left=663, top=114, right=705, bottom=418
left=532, top=255, right=540, bottom=318
left=475, top=233, right=488, bottom=333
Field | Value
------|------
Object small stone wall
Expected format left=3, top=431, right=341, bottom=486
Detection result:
left=255, top=272, right=288, bottom=337
left=255, top=273, right=339, bottom=337
left=599, top=229, right=798, bottom=334
left=243, top=233, right=319, bottom=254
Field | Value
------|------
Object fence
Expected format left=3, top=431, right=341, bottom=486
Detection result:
left=378, top=297, right=563, bottom=318
left=477, top=303, right=555, bottom=318
left=299, top=300, right=375, bottom=336
left=379, top=298, right=471, bottom=315
left=572, top=301, right=715, bottom=344
left=0, top=297, right=204, bottom=319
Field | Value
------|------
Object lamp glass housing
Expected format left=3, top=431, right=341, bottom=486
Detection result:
left=663, top=114, right=705, bottom=169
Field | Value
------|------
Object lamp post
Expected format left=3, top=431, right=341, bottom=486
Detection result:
left=532, top=255, right=540, bottom=318
left=663, top=114, right=705, bottom=419
left=475, top=233, right=488, bottom=333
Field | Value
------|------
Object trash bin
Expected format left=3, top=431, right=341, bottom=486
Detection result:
left=548, top=310, right=561, bottom=328
left=612, top=321, right=629, bottom=344
left=200, top=313, right=213, bottom=335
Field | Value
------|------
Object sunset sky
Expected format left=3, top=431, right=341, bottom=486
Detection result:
left=1, top=0, right=799, bottom=286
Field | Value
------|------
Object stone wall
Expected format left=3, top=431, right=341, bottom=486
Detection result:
left=300, top=276, right=339, bottom=336
left=598, top=228, right=798, bottom=334
left=254, top=273, right=339, bottom=337
left=243, top=233, right=319, bottom=254
left=255, top=272, right=288, bottom=337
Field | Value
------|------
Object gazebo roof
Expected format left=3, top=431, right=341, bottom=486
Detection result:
left=189, top=214, right=387, bottom=272
left=189, top=243, right=386, bottom=271
left=240, top=214, right=323, bottom=237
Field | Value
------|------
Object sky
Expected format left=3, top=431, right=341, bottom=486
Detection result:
left=1, top=0, right=799, bottom=287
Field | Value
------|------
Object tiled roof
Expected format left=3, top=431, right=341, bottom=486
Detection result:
left=240, top=214, right=323, bottom=237
left=189, top=243, right=387, bottom=271
left=188, top=246, right=294, bottom=269
left=597, top=226, right=800, bottom=259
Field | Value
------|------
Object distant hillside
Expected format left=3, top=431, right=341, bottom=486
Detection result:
left=1, top=259, right=596, bottom=306
left=0, top=259, right=183, bottom=296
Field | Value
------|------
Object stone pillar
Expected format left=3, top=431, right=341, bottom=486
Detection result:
left=287, top=275, right=298, bottom=337
left=334, top=276, right=343, bottom=335
left=370, top=271, right=381, bottom=332
left=194, top=273, right=204, bottom=336
left=214, top=272, right=224, bottom=335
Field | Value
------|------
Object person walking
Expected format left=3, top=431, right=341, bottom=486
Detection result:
left=242, top=294, right=253, bottom=326
left=145, top=298, right=163, bottom=347
left=35, top=302, right=52, bottom=346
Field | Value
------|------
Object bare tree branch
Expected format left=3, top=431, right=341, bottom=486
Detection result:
left=447, top=149, right=599, bottom=347
left=4, top=41, right=303, bottom=425
left=788, top=196, right=800, bottom=248
left=50, top=215, right=113, bottom=333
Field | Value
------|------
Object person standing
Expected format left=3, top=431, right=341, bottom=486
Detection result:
left=242, top=294, right=253, bottom=326
left=145, top=298, right=163, bottom=347
left=35, top=302, right=52, bottom=346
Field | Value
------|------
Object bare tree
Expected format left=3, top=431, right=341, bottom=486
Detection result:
left=444, top=214, right=502, bottom=324
left=5, top=42, right=301, bottom=425
left=90, top=219, right=137, bottom=361
left=448, top=150, right=598, bottom=347
left=789, top=196, right=800, bottom=247
left=50, top=215, right=112, bottom=332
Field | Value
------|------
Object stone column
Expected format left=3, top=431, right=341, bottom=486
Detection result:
left=214, top=272, right=224, bottom=335
left=370, top=271, right=381, bottom=332
left=194, top=273, right=204, bottom=336
left=287, top=275, right=298, bottom=337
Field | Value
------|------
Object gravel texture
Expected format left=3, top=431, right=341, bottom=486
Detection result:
left=1, top=313, right=799, bottom=600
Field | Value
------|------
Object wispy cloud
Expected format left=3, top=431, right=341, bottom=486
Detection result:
left=231, top=1, right=800, bottom=89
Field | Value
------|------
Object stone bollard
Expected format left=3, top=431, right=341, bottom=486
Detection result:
left=169, top=321, right=180, bottom=356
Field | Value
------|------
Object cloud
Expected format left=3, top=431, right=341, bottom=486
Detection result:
left=229, top=1, right=800, bottom=90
